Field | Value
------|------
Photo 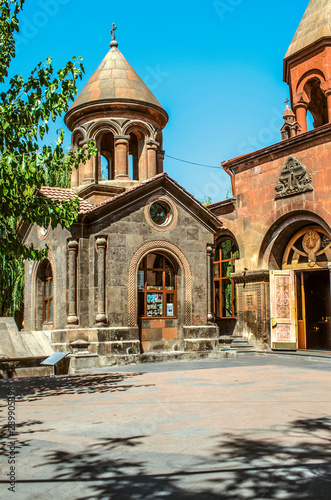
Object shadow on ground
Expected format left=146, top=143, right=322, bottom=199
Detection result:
left=0, top=372, right=152, bottom=402
left=0, top=419, right=51, bottom=457
left=14, top=417, right=330, bottom=499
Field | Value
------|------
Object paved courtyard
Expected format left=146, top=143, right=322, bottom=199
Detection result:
left=1, top=355, right=331, bottom=499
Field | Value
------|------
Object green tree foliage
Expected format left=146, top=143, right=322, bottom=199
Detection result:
left=202, top=196, right=212, bottom=206
left=0, top=0, right=96, bottom=318
left=0, top=0, right=96, bottom=260
left=0, top=254, right=24, bottom=318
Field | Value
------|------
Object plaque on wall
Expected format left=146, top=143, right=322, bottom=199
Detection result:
left=167, top=303, right=174, bottom=316
left=243, top=292, right=258, bottom=312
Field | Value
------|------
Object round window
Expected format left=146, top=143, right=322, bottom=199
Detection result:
left=149, top=201, right=171, bottom=226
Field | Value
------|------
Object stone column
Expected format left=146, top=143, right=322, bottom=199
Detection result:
left=157, top=150, right=165, bottom=174
left=295, top=101, right=308, bottom=134
left=147, top=140, right=159, bottom=178
left=95, top=237, right=108, bottom=326
left=207, top=245, right=215, bottom=323
left=138, top=142, right=148, bottom=181
left=114, top=135, right=130, bottom=179
left=67, top=239, right=79, bottom=326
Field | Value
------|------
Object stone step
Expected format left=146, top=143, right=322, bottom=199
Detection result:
left=231, top=341, right=253, bottom=346
left=228, top=336, right=257, bottom=356
left=231, top=347, right=255, bottom=351
left=237, top=350, right=257, bottom=357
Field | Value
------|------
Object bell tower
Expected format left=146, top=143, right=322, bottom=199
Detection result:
left=283, top=0, right=331, bottom=133
left=64, top=26, right=168, bottom=195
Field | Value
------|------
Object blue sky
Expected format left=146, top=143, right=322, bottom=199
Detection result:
left=11, top=0, right=309, bottom=202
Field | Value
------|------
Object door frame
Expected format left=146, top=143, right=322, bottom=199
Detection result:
left=295, top=271, right=307, bottom=350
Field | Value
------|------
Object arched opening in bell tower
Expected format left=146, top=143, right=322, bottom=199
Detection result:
left=99, top=132, right=115, bottom=181
left=304, top=78, right=328, bottom=129
left=129, top=132, right=139, bottom=180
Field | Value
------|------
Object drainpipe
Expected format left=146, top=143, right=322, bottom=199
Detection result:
left=222, top=162, right=236, bottom=197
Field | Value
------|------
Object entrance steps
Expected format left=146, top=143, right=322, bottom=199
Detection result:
left=220, top=335, right=256, bottom=356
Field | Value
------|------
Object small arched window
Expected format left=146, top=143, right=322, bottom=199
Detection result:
left=138, top=253, right=177, bottom=318
left=42, top=262, right=53, bottom=324
left=213, top=239, right=239, bottom=318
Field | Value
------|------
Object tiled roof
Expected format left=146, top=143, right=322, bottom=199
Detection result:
left=38, top=187, right=94, bottom=214
left=285, top=0, right=331, bottom=59
left=38, top=175, right=221, bottom=227
left=69, top=46, right=165, bottom=112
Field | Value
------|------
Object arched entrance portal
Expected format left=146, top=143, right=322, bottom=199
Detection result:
left=128, top=241, right=193, bottom=353
left=270, top=225, right=331, bottom=351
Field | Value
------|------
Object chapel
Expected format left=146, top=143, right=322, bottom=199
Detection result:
left=21, top=27, right=222, bottom=368
left=20, top=0, right=331, bottom=370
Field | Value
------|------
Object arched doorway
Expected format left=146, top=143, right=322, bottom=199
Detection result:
left=137, top=251, right=179, bottom=353
left=284, top=226, right=331, bottom=350
left=270, top=225, right=331, bottom=351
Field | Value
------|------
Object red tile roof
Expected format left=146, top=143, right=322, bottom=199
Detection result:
left=38, top=174, right=221, bottom=227
left=38, top=187, right=94, bottom=214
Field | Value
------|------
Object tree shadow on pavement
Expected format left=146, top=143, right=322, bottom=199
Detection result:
left=0, top=372, right=153, bottom=402
left=204, top=416, right=331, bottom=499
left=38, top=417, right=331, bottom=499
left=42, top=435, right=221, bottom=500
left=0, top=419, right=51, bottom=457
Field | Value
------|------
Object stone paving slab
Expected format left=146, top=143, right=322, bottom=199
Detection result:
left=1, top=357, right=331, bottom=499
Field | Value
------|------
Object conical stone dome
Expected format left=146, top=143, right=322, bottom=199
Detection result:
left=285, top=0, right=331, bottom=60
left=65, top=43, right=168, bottom=130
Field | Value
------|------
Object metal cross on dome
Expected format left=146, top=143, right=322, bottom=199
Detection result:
left=111, top=23, right=117, bottom=41
left=284, top=98, right=290, bottom=106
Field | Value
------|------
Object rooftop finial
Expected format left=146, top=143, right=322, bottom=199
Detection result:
left=110, top=23, right=118, bottom=48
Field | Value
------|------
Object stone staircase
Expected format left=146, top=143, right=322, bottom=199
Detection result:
left=230, top=335, right=256, bottom=355
left=220, top=335, right=256, bottom=356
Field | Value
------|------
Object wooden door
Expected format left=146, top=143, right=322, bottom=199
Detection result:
left=270, top=270, right=297, bottom=350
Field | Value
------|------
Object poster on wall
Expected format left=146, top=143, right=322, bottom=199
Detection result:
left=138, top=271, right=145, bottom=290
left=167, top=303, right=174, bottom=316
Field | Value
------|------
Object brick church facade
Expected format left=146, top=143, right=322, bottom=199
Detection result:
left=21, top=0, right=331, bottom=368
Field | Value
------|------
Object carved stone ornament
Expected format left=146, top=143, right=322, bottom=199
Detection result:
left=275, top=156, right=313, bottom=200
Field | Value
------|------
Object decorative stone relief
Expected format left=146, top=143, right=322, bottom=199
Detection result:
left=275, top=156, right=313, bottom=199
